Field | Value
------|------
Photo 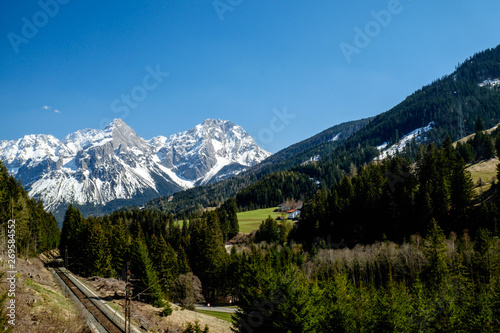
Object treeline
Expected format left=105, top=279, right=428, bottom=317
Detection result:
left=292, top=132, right=499, bottom=248
left=343, top=44, right=500, bottom=153
left=230, top=224, right=500, bottom=332
left=235, top=171, right=317, bottom=211
left=0, top=161, right=59, bottom=257
left=253, top=118, right=372, bottom=175
left=455, top=117, right=498, bottom=162
left=145, top=175, right=255, bottom=218
left=233, top=142, right=380, bottom=212
left=58, top=198, right=239, bottom=306
left=456, top=44, right=500, bottom=82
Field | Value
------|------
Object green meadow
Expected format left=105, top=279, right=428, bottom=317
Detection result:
left=236, top=207, right=285, bottom=233
left=178, top=207, right=288, bottom=233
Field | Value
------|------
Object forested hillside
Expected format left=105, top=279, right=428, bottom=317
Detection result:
left=252, top=117, right=372, bottom=174
left=341, top=45, right=500, bottom=152
left=59, top=198, right=239, bottom=307
left=293, top=132, right=499, bottom=248
left=229, top=129, right=500, bottom=332
left=0, top=161, right=59, bottom=257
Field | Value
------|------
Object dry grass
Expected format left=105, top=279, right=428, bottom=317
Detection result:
left=466, top=158, right=499, bottom=193
left=453, top=123, right=500, bottom=194
left=125, top=302, right=233, bottom=333
left=0, top=255, right=89, bottom=333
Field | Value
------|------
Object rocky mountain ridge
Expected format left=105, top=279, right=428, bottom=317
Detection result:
left=0, top=118, right=270, bottom=219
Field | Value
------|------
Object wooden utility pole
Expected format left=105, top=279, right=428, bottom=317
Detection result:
left=125, top=261, right=131, bottom=333
left=64, top=248, right=68, bottom=268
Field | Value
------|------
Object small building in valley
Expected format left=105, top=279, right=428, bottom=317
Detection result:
left=287, top=209, right=301, bottom=219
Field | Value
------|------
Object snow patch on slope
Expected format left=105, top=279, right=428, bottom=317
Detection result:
left=330, top=133, right=341, bottom=142
left=375, top=122, right=434, bottom=161
left=479, top=78, right=500, bottom=88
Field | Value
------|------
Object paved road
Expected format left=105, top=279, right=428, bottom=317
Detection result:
left=195, top=305, right=238, bottom=313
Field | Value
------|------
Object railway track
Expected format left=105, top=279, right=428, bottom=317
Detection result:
left=54, top=267, right=124, bottom=333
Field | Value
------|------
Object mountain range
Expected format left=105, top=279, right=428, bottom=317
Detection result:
left=0, top=118, right=270, bottom=222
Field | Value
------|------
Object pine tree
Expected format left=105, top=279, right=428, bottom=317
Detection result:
left=59, top=204, right=85, bottom=264
left=14, top=195, right=31, bottom=257
left=476, top=116, right=486, bottom=132
left=86, top=219, right=113, bottom=277
left=189, top=213, right=228, bottom=302
left=108, top=216, right=128, bottom=273
left=131, top=239, right=164, bottom=307
left=223, top=198, right=239, bottom=239
left=149, top=234, right=179, bottom=295
left=423, top=219, right=449, bottom=286
left=177, top=246, right=191, bottom=274
left=450, top=159, right=474, bottom=231
left=473, top=228, right=495, bottom=283
left=183, top=321, right=209, bottom=333
left=495, top=130, right=500, bottom=157
left=255, top=216, right=279, bottom=243
left=166, top=212, right=182, bottom=250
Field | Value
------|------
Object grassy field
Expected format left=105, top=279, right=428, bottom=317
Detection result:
left=237, top=207, right=285, bottom=233
left=467, top=158, right=499, bottom=193
left=195, top=309, right=233, bottom=323
left=178, top=207, right=289, bottom=234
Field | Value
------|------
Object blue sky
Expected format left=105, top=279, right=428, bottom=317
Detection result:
left=1, top=0, right=499, bottom=153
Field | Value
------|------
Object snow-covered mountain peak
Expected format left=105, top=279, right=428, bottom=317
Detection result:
left=17, top=133, right=60, bottom=146
left=104, top=118, right=136, bottom=137
left=188, top=119, right=229, bottom=137
left=106, top=118, right=148, bottom=151
left=63, top=119, right=147, bottom=152
left=109, top=117, right=128, bottom=128
left=0, top=134, right=63, bottom=167
left=150, top=119, right=271, bottom=184
left=64, top=128, right=104, bottom=151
